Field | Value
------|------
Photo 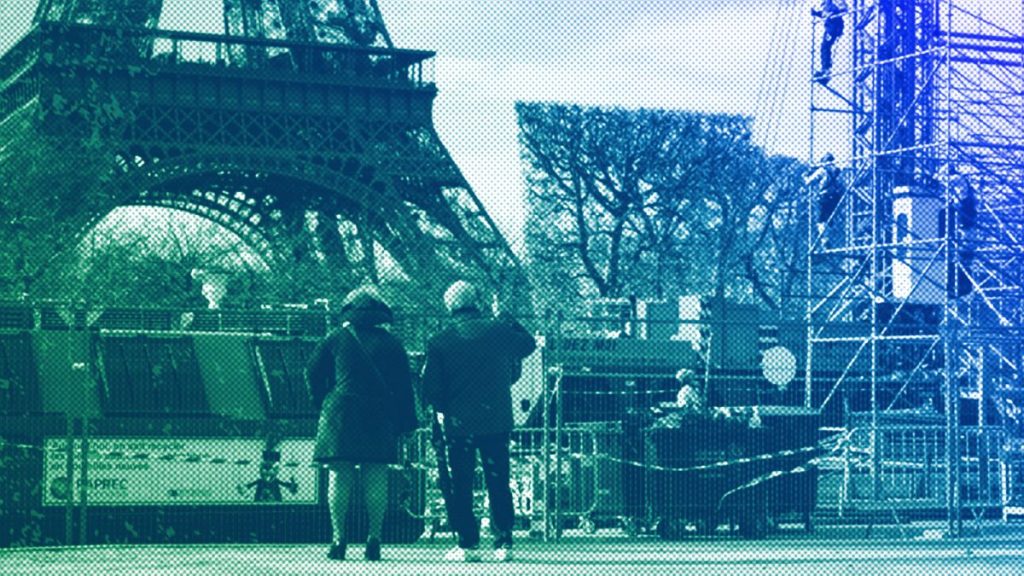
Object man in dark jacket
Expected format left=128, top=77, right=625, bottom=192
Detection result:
left=803, top=152, right=843, bottom=247
left=421, top=281, right=536, bottom=562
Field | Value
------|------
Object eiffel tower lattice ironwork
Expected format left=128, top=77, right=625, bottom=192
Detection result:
left=0, top=0, right=526, bottom=309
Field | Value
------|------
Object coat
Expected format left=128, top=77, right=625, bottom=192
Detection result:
left=421, top=308, right=537, bottom=437
left=306, top=299, right=418, bottom=465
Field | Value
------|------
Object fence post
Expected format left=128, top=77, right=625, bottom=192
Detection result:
left=64, top=414, right=75, bottom=545
left=79, top=416, right=89, bottom=545
left=554, top=366, right=564, bottom=540
left=944, top=330, right=961, bottom=537
left=541, top=309, right=560, bottom=542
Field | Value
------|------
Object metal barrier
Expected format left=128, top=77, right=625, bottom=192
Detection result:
left=3, top=300, right=1022, bottom=543
left=1001, top=436, right=1024, bottom=521
left=542, top=358, right=828, bottom=539
left=403, top=426, right=617, bottom=541
left=5, top=418, right=1021, bottom=546
left=820, top=425, right=1007, bottom=522
left=0, top=415, right=432, bottom=547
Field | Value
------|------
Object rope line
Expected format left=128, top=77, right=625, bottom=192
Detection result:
left=598, top=431, right=849, bottom=474
left=3, top=430, right=855, bottom=476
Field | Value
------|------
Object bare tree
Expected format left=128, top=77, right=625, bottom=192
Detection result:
left=0, top=134, right=113, bottom=299
left=517, top=102, right=805, bottom=314
left=741, top=155, right=809, bottom=314
left=56, top=208, right=270, bottom=308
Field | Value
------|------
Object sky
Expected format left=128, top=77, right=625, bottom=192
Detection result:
left=375, top=0, right=815, bottom=249
left=0, top=0, right=860, bottom=252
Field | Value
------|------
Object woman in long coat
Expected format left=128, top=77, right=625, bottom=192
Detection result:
left=306, top=287, right=418, bottom=561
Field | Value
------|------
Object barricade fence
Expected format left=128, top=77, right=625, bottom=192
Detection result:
left=0, top=420, right=832, bottom=544
left=0, top=416, right=1017, bottom=546
left=817, top=425, right=1007, bottom=517
left=402, top=427, right=613, bottom=539
left=0, top=300, right=1021, bottom=544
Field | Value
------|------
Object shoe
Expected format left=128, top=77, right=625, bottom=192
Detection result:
left=327, top=542, right=346, bottom=561
left=493, top=531, right=513, bottom=562
left=364, top=536, right=381, bottom=561
left=494, top=545, right=513, bottom=562
left=444, top=546, right=481, bottom=562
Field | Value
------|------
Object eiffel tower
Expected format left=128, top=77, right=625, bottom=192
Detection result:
left=0, top=0, right=526, bottom=309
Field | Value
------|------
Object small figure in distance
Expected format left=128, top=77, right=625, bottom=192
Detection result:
left=936, top=163, right=978, bottom=298
left=802, top=152, right=843, bottom=248
left=237, top=448, right=299, bottom=502
left=812, top=0, right=849, bottom=85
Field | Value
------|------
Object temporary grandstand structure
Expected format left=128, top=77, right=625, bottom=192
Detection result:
left=806, top=0, right=1024, bottom=533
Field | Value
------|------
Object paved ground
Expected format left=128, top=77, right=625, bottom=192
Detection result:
left=4, top=523, right=1024, bottom=576
left=3, top=543, right=1021, bottom=576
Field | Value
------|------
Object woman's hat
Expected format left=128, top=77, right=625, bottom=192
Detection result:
left=443, top=280, right=480, bottom=313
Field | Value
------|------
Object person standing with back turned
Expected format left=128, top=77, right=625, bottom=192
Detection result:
left=306, top=286, right=418, bottom=562
left=421, top=281, right=536, bottom=563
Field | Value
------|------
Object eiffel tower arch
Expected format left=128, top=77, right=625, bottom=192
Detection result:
left=0, top=0, right=526, bottom=309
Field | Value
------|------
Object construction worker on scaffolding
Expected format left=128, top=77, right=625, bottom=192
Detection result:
left=936, top=163, right=978, bottom=297
left=803, top=152, right=843, bottom=248
left=812, top=0, right=849, bottom=85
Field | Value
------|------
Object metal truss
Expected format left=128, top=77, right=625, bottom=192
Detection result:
left=0, top=17, right=525, bottom=307
left=33, top=0, right=392, bottom=47
left=807, top=0, right=1024, bottom=529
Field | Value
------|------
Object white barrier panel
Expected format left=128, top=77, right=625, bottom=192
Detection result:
left=42, top=437, right=318, bottom=506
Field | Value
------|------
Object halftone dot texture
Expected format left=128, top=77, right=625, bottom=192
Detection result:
left=0, top=2, right=1022, bottom=575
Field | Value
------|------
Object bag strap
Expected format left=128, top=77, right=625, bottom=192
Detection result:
left=344, top=323, right=391, bottom=394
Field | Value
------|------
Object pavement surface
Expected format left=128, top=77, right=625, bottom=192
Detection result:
left=3, top=523, right=1024, bottom=576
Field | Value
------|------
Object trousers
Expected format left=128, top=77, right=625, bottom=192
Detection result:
left=445, top=432, right=514, bottom=549
left=820, top=16, right=845, bottom=72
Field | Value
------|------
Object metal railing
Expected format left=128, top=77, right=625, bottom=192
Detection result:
left=34, top=22, right=435, bottom=87
left=820, top=424, right=1007, bottom=519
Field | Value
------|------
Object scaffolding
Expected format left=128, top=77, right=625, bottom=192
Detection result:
left=807, top=0, right=1024, bottom=534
